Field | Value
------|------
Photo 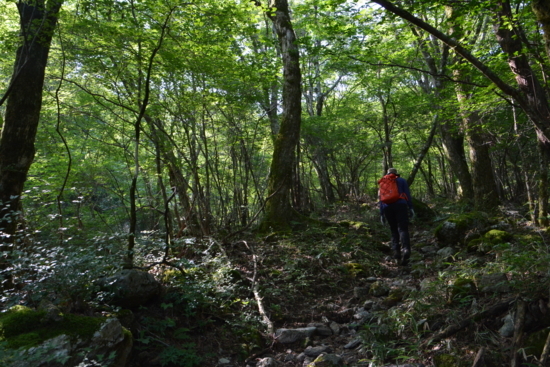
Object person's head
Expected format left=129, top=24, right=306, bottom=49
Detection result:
left=387, top=167, right=398, bottom=175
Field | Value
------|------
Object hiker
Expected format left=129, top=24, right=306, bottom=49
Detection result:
left=378, top=168, right=415, bottom=265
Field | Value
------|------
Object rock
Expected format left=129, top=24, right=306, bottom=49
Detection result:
left=353, top=309, right=371, bottom=320
left=257, top=357, right=279, bottom=367
left=383, top=287, right=407, bottom=307
left=437, top=247, right=456, bottom=261
left=308, top=323, right=333, bottom=337
left=98, top=269, right=162, bottom=308
left=435, top=212, right=491, bottom=246
left=7, top=315, right=132, bottom=367
left=329, top=322, right=341, bottom=336
left=304, top=345, right=332, bottom=357
left=275, top=327, right=316, bottom=344
left=307, top=353, right=344, bottom=366
left=499, top=313, right=515, bottom=337
left=480, top=273, right=510, bottom=293
left=353, top=286, right=370, bottom=298
left=343, top=338, right=361, bottom=349
left=369, top=281, right=390, bottom=297
left=363, top=300, right=375, bottom=310
left=419, top=245, right=438, bottom=255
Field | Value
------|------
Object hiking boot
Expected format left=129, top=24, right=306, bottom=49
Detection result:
left=401, top=248, right=411, bottom=266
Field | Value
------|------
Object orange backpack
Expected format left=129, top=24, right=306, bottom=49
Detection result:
left=378, top=174, right=407, bottom=204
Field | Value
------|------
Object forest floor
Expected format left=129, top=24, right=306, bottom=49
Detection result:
left=126, top=200, right=550, bottom=367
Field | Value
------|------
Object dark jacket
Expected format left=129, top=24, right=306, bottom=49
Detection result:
left=379, top=175, right=413, bottom=214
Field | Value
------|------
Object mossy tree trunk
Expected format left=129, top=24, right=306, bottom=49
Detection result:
left=0, top=0, right=63, bottom=245
left=259, top=0, right=302, bottom=232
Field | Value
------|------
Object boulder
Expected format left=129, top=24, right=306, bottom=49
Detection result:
left=275, top=327, right=316, bottom=344
left=98, top=269, right=162, bottom=308
left=369, top=281, right=390, bottom=297
left=435, top=212, right=491, bottom=246
left=480, top=273, right=510, bottom=294
left=0, top=306, right=132, bottom=367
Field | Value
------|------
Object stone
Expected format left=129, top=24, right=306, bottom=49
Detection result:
left=257, top=357, right=279, bottom=367
left=304, top=345, right=332, bottom=357
left=329, top=322, right=341, bottom=336
left=344, top=338, right=361, bottom=349
left=499, top=313, right=515, bottom=337
left=308, top=323, right=333, bottom=337
left=9, top=317, right=132, bottom=367
left=353, top=286, right=370, bottom=298
left=308, top=353, right=344, bottom=366
left=363, top=300, right=375, bottom=310
left=369, top=281, right=390, bottom=297
left=437, top=247, right=456, bottom=261
left=98, top=269, right=162, bottom=308
left=275, top=327, right=316, bottom=344
left=480, top=273, right=510, bottom=293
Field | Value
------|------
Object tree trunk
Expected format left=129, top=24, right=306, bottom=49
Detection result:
left=454, top=68, right=500, bottom=210
left=259, top=0, right=302, bottom=232
left=439, top=121, right=473, bottom=199
left=0, top=0, right=63, bottom=244
left=538, top=140, right=549, bottom=226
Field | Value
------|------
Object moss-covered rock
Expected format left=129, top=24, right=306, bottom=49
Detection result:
left=483, top=229, right=513, bottom=244
left=435, top=212, right=491, bottom=246
left=0, top=306, right=105, bottom=349
left=0, top=306, right=132, bottom=366
left=411, top=197, right=436, bottom=221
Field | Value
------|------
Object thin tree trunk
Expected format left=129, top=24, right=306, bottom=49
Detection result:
left=407, top=113, right=438, bottom=187
left=538, top=140, right=549, bottom=226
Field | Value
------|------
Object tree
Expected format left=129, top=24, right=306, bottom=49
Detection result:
left=259, top=0, right=303, bottom=232
left=0, top=0, right=63, bottom=247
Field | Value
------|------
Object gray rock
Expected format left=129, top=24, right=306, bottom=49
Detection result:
left=363, top=300, right=375, bottom=310
left=343, top=338, right=361, bottom=349
left=420, top=246, right=438, bottom=254
left=308, top=323, right=333, bottom=337
left=353, top=309, right=371, bottom=321
left=304, top=345, right=332, bottom=357
left=499, top=313, right=515, bottom=337
left=437, top=247, right=456, bottom=260
left=98, top=269, right=162, bottom=308
left=480, top=273, right=510, bottom=293
left=12, top=318, right=131, bottom=367
left=329, top=321, right=340, bottom=336
left=275, top=327, right=316, bottom=344
left=257, top=357, right=279, bottom=367
left=369, top=281, right=390, bottom=297
left=353, top=286, right=370, bottom=298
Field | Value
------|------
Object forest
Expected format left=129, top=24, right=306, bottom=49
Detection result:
left=1, top=0, right=550, bottom=366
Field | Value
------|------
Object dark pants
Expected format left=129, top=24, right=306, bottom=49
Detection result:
left=384, top=202, right=410, bottom=254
